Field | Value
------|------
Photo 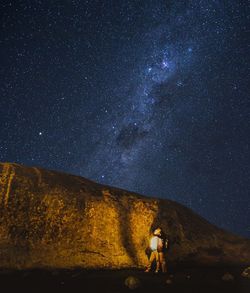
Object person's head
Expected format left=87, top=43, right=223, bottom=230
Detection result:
left=153, top=227, right=161, bottom=236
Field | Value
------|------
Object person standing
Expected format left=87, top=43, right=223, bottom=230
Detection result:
left=157, top=231, right=168, bottom=273
left=145, top=227, right=162, bottom=273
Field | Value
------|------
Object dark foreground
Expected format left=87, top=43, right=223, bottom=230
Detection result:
left=0, top=265, right=249, bottom=293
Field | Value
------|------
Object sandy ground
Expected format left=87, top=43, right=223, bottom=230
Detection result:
left=0, top=265, right=249, bottom=293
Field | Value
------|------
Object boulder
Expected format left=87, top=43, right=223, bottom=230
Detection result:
left=0, top=162, right=250, bottom=269
left=241, top=267, right=250, bottom=278
left=124, top=276, right=140, bottom=289
left=222, top=273, right=234, bottom=281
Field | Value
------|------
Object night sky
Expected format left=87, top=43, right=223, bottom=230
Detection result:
left=1, top=1, right=249, bottom=238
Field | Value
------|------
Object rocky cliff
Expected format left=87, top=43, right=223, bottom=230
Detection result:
left=0, top=162, right=249, bottom=269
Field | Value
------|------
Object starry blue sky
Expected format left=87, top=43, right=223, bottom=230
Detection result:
left=0, top=0, right=249, bottom=238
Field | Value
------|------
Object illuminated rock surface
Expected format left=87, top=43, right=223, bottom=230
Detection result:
left=0, top=162, right=249, bottom=269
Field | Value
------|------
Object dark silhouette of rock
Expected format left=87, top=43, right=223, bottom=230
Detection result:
left=0, top=162, right=249, bottom=269
left=166, top=278, right=173, bottom=284
left=222, top=273, right=234, bottom=281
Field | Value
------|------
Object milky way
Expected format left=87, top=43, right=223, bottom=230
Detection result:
left=84, top=25, right=194, bottom=186
left=0, top=1, right=249, bottom=238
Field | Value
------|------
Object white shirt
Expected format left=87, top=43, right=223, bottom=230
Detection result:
left=150, top=236, right=160, bottom=251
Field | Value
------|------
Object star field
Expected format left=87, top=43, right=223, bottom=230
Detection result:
left=0, top=1, right=249, bottom=238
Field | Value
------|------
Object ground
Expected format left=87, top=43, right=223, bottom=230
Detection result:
left=0, top=265, right=249, bottom=293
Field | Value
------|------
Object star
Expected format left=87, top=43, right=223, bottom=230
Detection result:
left=0, top=0, right=248, bottom=238
left=161, top=59, right=169, bottom=69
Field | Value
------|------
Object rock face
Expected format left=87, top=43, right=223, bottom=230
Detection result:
left=0, top=162, right=249, bottom=269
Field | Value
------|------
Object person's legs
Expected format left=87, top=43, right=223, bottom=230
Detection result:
left=159, top=252, right=167, bottom=273
left=155, top=251, right=160, bottom=273
left=145, top=251, right=158, bottom=272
